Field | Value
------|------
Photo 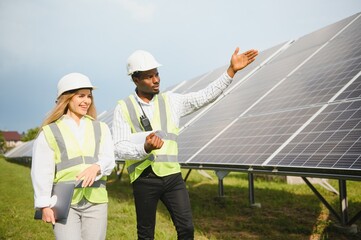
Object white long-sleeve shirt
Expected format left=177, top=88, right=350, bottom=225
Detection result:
left=31, top=115, right=115, bottom=209
left=112, top=71, right=233, bottom=161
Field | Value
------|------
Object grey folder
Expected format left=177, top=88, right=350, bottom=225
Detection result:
left=34, top=182, right=75, bottom=221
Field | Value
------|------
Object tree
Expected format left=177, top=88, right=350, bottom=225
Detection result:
left=0, top=131, right=6, bottom=154
left=21, top=127, right=40, bottom=142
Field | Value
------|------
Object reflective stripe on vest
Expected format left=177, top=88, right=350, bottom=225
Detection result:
left=120, top=97, right=178, bottom=141
left=124, top=97, right=143, bottom=132
left=43, top=117, right=108, bottom=203
left=118, top=94, right=180, bottom=181
left=123, top=95, right=170, bottom=133
left=126, top=154, right=179, bottom=174
left=60, top=179, right=107, bottom=188
left=48, top=121, right=101, bottom=172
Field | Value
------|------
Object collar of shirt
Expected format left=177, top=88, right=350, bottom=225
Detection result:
left=133, top=93, right=157, bottom=120
left=59, top=115, right=89, bottom=146
left=133, top=92, right=157, bottom=105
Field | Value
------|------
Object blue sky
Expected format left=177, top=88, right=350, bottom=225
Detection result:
left=0, top=0, right=360, bottom=133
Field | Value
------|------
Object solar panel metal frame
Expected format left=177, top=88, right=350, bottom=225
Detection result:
left=178, top=12, right=361, bottom=181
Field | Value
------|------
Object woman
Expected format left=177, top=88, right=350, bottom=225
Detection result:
left=31, top=72, right=115, bottom=240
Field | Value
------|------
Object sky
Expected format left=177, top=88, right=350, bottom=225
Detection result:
left=0, top=0, right=360, bottom=133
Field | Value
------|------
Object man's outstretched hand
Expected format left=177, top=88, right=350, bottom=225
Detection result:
left=227, top=48, right=258, bottom=78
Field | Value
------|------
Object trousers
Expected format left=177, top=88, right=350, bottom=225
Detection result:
left=53, top=198, right=107, bottom=240
left=132, top=168, right=194, bottom=240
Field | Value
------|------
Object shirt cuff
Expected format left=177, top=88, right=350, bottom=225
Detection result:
left=94, top=162, right=104, bottom=181
left=139, top=144, right=149, bottom=157
left=34, top=196, right=52, bottom=209
left=224, top=71, right=233, bottom=81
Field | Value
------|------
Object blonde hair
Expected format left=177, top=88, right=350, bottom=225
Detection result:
left=41, top=89, right=97, bottom=128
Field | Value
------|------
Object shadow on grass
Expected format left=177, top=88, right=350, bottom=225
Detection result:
left=190, top=176, right=361, bottom=240
left=189, top=182, right=321, bottom=239
left=5, top=158, right=361, bottom=239
left=107, top=171, right=361, bottom=240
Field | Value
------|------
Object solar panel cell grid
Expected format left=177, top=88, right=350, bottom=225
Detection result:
left=269, top=100, right=361, bottom=170
left=178, top=45, right=322, bottom=162
left=178, top=44, right=287, bottom=127
left=185, top=107, right=320, bottom=165
left=247, top=16, right=361, bottom=115
left=179, top=15, right=360, bottom=167
left=268, top=14, right=355, bottom=63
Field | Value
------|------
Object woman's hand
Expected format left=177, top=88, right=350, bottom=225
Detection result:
left=76, top=164, right=101, bottom=187
left=42, top=207, right=55, bottom=225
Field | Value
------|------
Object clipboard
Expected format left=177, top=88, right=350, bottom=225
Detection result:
left=34, top=182, right=75, bottom=221
left=130, top=130, right=167, bottom=144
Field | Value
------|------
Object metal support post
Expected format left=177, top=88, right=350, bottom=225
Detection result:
left=248, top=173, right=261, bottom=208
left=116, top=162, right=125, bottom=180
left=218, top=178, right=224, bottom=197
left=339, top=179, right=348, bottom=225
left=184, top=169, right=192, bottom=182
left=215, top=170, right=229, bottom=197
left=248, top=173, right=255, bottom=205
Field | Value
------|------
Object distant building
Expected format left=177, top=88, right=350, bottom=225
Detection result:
left=1, top=131, right=23, bottom=148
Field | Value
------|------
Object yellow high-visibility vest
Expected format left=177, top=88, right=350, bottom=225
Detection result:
left=118, top=93, right=180, bottom=183
left=42, top=116, right=108, bottom=204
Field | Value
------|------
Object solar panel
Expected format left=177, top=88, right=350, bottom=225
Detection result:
left=171, top=65, right=227, bottom=95
left=248, top=13, right=361, bottom=114
left=177, top=42, right=305, bottom=161
left=4, top=140, right=33, bottom=158
left=337, top=75, right=361, bottom=101
left=183, top=106, right=321, bottom=165
left=98, top=108, right=115, bottom=129
left=177, top=43, right=290, bottom=127
left=177, top=14, right=358, bottom=161
left=268, top=100, right=361, bottom=170
left=179, top=12, right=361, bottom=178
left=177, top=30, right=345, bottom=163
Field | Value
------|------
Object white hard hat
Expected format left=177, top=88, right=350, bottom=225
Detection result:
left=57, top=72, right=95, bottom=98
left=126, top=50, right=162, bottom=75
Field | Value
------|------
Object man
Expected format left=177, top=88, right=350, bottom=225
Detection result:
left=112, top=47, right=258, bottom=239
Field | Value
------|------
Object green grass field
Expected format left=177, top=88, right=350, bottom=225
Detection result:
left=1, top=157, right=361, bottom=240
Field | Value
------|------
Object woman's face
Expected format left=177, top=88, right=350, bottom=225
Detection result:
left=67, top=89, right=92, bottom=120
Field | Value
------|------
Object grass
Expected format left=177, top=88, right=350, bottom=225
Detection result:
left=1, top=157, right=361, bottom=240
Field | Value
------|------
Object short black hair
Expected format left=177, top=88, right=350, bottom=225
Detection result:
left=131, top=71, right=141, bottom=78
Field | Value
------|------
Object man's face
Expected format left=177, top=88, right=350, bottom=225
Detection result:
left=133, top=68, right=160, bottom=97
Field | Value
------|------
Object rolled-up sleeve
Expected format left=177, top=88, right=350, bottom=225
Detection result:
left=173, top=71, right=233, bottom=118
left=112, top=104, right=148, bottom=161
left=95, top=123, right=116, bottom=179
